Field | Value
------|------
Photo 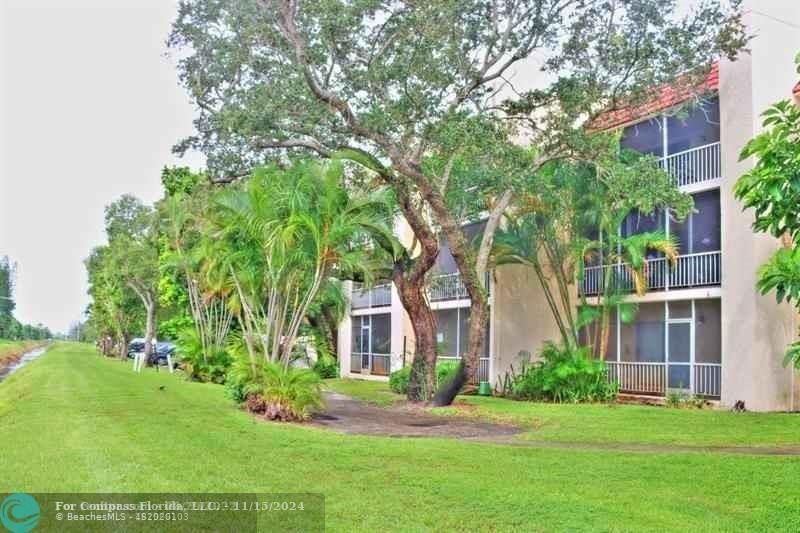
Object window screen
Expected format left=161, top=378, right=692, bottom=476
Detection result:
left=621, top=118, right=664, bottom=156
left=666, top=97, right=720, bottom=155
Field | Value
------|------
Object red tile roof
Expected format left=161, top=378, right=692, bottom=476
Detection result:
left=793, top=81, right=800, bottom=95
left=591, top=61, right=719, bottom=131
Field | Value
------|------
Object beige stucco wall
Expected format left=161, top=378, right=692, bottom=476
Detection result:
left=719, top=3, right=800, bottom=411
left=490, top=263, right=565, bottom=386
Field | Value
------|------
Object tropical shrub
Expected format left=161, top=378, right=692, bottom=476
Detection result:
left=312, top=354, right=339, bottom=379
left=665, top=390, right=708, bottom=409
left=509, top=342, right=617, bottom=403
left=437, top=362, right=460, bottom=386
left=389, top=361, right=461, bottom=395
left=389, top=366, right=412, bottom=394
left=245, top=393, right=267, bottom=414
left=176, top=327, right=231, bottom=383
left=261, top=362, right=324, bottom=421
left=224, top=341, right=267, bottom=404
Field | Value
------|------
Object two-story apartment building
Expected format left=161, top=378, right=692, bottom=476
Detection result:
left=337, top=4, right=800, bottom=411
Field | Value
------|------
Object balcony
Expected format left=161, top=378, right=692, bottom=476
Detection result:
left=352, top=272, right=491, bottom=308
left=351, top=282, right=391, bottom=310
left=606, top=361, right=721, bottom=398
left=660, top=142, right=721, bottom=189
left=428, top=272, right=491, bottom=302
left=580, top=250, right=721, bottom=296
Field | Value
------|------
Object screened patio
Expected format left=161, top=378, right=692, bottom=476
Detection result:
left=585, top=299, right=722, bottom=398
left=350, top=313, right=392, bottom=376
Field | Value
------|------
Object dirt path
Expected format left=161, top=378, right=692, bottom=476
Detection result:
left=313, top=393, right=800, bottom=456
left=312, top=392, right=521, bottom=440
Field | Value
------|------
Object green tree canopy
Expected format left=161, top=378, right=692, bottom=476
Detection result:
left=169, top=0, right=746, bottom=403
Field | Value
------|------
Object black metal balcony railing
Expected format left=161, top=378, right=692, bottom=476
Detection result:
left=580, top=250, right=721, bottom=296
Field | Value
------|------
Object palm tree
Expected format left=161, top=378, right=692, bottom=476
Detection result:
left=210, top=160, right=398, bottom=368
left=581, top=227, right=679, bottom=358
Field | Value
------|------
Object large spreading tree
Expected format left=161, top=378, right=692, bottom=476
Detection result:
left=169, top=0, right=746, bottom=404
left=104, top=195, right=161, bottom=367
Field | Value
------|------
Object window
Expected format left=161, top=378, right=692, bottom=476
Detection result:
left=621, top=96, right=720, bottom=158
left=620, top=302, right=665, bottom=363
left=694, top=299, right=721, bottom=364
left=666, top=97, right=720, bottom=155
left=670, top=189, right=720, bottom=255
left=621, top=118, right=663, bottom=156
left=607, top=300, right=720, bottom=366
left=351, top=319, right=364, bottom=353
left=435, top=307, right=490, bottom=358
left=371, top=314, right=391, bottom=354
left=621, top=209, right=665, bottom=259
left=435, top=220, right=488, bottom=274
left=578, top=307, right=617, bottom=361
left=351, top=314, right=391, bottom=355
left=622, top=209, right=664, bottom=238
left=436, top=309, right=459, bottom=356
left=691, top=189, right=721, bottom=253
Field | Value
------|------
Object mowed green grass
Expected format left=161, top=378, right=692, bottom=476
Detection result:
left=324, top=378, right=403, bottom=406
left=327, top=377, right=800, bottom=448
left=2, top=343, right=800, bottom=531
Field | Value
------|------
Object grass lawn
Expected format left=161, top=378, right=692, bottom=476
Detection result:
left=324, top=378, right=403, bottom=406
left=2, top=343, right=800, bottom=531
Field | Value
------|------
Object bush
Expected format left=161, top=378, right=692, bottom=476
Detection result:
left=261, top=362, right=324, bottom=421
left=244, top=393, right=267, bottom=414
left=176, top=327, right=231, bottom=383
left=223, top=340, right=265, bottom=404
left=509, top=342, right=617, bottom=403
left=389, top=360, right=462, bottom=395
left=389, top=366, right=411, bottom=394
left=313, top=355, right=339, bottom=379
left=437, top=361, right=460, bottom=385
left=665, top=390, right=708, bottom=409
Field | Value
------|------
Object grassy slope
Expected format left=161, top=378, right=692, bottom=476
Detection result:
left=327, top=378, right=800, bottom=448
left=0, top=340, right=45, bottom=366
left=2, top=344, right=800, bottom=532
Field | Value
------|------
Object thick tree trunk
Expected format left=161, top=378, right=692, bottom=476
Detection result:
left=143, top=300, right=156, bottom=368
left=431, top=285, right=488, bottom=406
left=388, top=183, right=441, bottom=401
left=427, top=190, right=511, bottom=406
left=394, top=270, right=438, bottom=401
left=118, top=333, right=129, bottom=360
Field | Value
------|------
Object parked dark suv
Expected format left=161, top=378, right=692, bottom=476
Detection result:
left=127, top=339, right=179, bottom=369
left=152, top=342, right=178, bottom=369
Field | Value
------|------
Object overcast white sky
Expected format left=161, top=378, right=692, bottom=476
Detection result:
left=0, top=0, right=203, bottom=333
left=0, top=0, right=795, bottom=335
